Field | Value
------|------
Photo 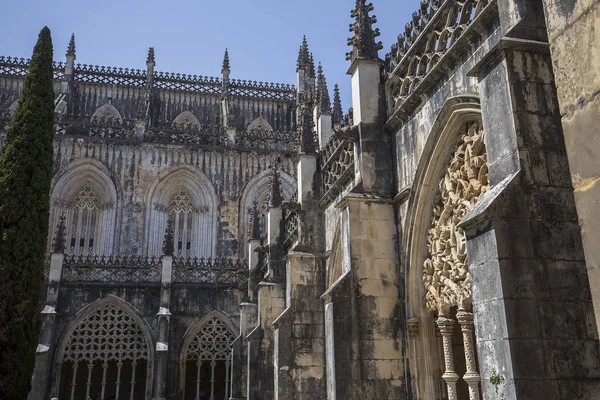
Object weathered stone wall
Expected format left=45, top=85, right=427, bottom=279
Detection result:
left=49, top=137, right=296, bottom=258
left=542, top=0, right=600, bottom=331
left=323, top=198, right=404, bottom=400
left=50, top=284, right=244, bottom=398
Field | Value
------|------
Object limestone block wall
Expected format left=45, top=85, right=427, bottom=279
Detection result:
left=542, top=0, right=600, bottom=331
left=274, top=253, right=326, bottom=400
left=323, top=197, right=404, bottom=400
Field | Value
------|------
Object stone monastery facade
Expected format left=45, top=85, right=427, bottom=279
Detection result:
left=1, top=0, right=599, bottom=399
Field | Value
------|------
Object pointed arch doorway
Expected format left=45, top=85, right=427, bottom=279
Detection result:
left=181, top=314, right=236, bottom=400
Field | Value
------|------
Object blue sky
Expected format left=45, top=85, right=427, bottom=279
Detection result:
left=0, top=0, right=415, bottom=109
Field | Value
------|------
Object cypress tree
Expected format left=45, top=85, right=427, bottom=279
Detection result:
left=0, top=26, right=55, bottom=399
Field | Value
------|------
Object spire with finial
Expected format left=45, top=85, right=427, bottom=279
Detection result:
left=52, top=213, right=67, bottom=253
left=162, top=218, right=174, bottom=256
left=249, top=200, right=261, bottom=241
left=332, top=84, right=343, bottom=124
left=316, top=63, right=332, bottom=114
left=147, top=47, right=155, bottom=65
left=346, top=0, right=383, bottom=62
left=299, top=100, right=316, bottom=154
left=308, top=53, right=316, bottom=78
left=222, top=48, right=230, bottom=73
left=297, top=35, right=311, bottom=71
left=66, top=33, right=76, bottom=58
left=269, top=164, right=283, bottom=208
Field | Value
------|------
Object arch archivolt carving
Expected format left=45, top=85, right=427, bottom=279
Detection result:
left=423, top=121, right=488, bottom=315
left=144, top=164, right=217, bottom=258
left=238, top=168, right=296, bottom=255
left=50, top=158, right=121, bottom=255
left=404, top=97, right=486, bottom=400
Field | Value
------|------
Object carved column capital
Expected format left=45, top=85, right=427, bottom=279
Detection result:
left=436, top=316, right=456, bottom=336
left=407, top=318, right=419, bottom=338
left=457, top=310, right=474, bottom=331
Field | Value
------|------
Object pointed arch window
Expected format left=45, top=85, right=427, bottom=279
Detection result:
left=58, top=303, right=151, bottom=400
left=168, top=190, right=196, bottom=258
left=68, top=185, right=101, bottom=255
left=183, top=316, right=235, bottom=400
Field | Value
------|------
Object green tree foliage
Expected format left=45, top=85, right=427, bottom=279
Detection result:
left=0, top=26, right=55, bottom=399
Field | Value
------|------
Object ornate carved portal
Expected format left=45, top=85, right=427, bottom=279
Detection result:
left=423, top=121, right=488, bottom=400
left=59, top=304, right=151, bottom=400
left=184, top=316, right=235, bottom=400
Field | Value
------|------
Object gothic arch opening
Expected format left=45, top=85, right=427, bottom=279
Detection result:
left=50, top=159, right=121, bottom=255
left=173, top=110, right=201, bottom=129
left=180, top=313, right=236, bottom=400
left=56, top=298, right=153, bottom=400
left=405, top=99, right=487, bottom=400
left=92, top=103, right=123, bottom=123
left=144, top=165, right=217, bottom=258
left=247, top=116, right=273, bottom=132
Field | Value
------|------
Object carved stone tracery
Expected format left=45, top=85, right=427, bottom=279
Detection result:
left=423, top=121, right=488, bottom=314
left=63, top=304, right=148, bottom=363
left=187, top=317, right=235, bottom=362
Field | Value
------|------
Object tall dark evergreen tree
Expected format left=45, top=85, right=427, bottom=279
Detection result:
left=0, top=27, right=55, bottom=399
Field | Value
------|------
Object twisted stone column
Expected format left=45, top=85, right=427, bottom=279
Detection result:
left=457, top=310, right=481, bottom=400
left=436, top=316, right=459, bottom=400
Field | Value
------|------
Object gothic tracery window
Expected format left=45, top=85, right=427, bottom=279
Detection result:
left=69, top=185, right=101, bottom=255
left=169, top=190, right=196, bottom=258
left=184, top=316, right=235, bottom=400
left=59, top=304, right=150, bottom=400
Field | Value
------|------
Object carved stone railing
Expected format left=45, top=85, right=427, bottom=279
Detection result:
left=384, top=0, right=495, bottom=119
left=172, top=257, right=247, bottom=287
left=145, top=124, right=229, bottom=147
left=0, top=56, right=29, bottom=77
left=53, top=61, right=65, bottom=80
left=229, top=79, right=296, bottom=101
left=62, top=254, right=162, bottom=284
left=319, top=129, right=357, bottom=205
left=0, top=56, right=296, bottom=101
left=0, top=56, right=65, bottom=80
left=55, top=115, right=136, bottom=140
left=154, top=71, right=221, bottom=94
left=74, top=63, right=147, bottom=86
left=236, top=128, right=298, bottom=154
left=281, top=201, right=300, bottom=251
